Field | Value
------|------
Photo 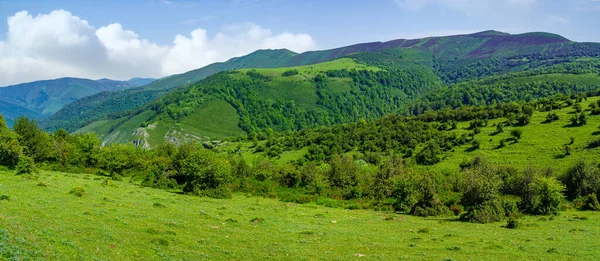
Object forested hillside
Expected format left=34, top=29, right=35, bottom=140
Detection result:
left=49, top=31, right=600, bottom=135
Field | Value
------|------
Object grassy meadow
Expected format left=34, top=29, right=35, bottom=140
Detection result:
left=1, top=170, right=599, bottom=260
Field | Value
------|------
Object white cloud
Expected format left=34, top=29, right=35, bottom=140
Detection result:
left=0, top=10, right=317, bottom=86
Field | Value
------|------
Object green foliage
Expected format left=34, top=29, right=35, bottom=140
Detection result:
left=69, top=187, right=86, bottom=197
left=0, top=115, right=23, bottom=167
left=96, top=144, right=138, bottom=176
left=561, top=160, right=600, bottom=200
left=410, top=174, right=450, bottom=217
left=459, top=158, right=506, bottom=223
left=13, top=117, right=50, bottom=162
left=545, top=111, right=560, bottom=123
left=281, top=69, right=299, bottom=77
left=510, top=129, right=523, bottom=140
left=580, top=193, right=600, bottom=211
left=416, top=142, right=443, bottom=165
left=15, top=156, right=37, bottom=176
left=327, top=154, right=359, bottom=198
left=521, top=177, right=565, bottom=215
left=181, top=147, right=233, bottom=198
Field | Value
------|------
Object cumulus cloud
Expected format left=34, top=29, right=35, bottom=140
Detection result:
left=0, top=10, right=317, bottom=86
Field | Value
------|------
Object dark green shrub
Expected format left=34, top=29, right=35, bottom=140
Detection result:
left=0, top=195, right=10, bottom=200
left=510, top=129, right=522, bottom=140
left=409, top=175, right=449, bottom=217
left=459, top=158, right=506, bottom=223
left=391, top=174, right=417, bottom=212
left=561, top=160, right=600, bottom=200
left=581, top=193, right=600, bottom=211
left=415, top=142, right=442, bottom=165
left=545, top=112, right=559, bottom=123
left=505, top=214, right=521, bottom=229
left=15, top=156, right=38, bottom=176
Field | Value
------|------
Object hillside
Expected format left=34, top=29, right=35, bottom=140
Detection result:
left=83, top=54, right=600, bottom=147
left=48, top=31, right=600, bottom=133
left=77, top=58, right=442, bottom=146
left=0, top=77, right=155, bottom=125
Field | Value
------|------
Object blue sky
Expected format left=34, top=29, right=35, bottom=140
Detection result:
left=0, top=0, right=598, bottom=85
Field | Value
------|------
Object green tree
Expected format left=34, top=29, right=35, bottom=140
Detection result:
left=70, top=133, right=102, bottom=167
left=13, top=116, right=50, bottom=162
left=181, top=148, right=232, bottom=198
left=0, top=115, right=23, bottom=167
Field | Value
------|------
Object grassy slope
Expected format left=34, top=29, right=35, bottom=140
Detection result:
left=1, top=170, right=599, bottom=260
left=227, top=96, right=600, bottom=172
left=430, top=96, right=600, bottom=173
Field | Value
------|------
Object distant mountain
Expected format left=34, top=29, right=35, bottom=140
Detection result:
left=0, top=77, right=155, bottom=126
left=49, top=30, right=600, bottom=136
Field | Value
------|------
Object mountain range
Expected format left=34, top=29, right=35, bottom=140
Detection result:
left=0, top=77, right=155, bottom=126
left=3, top=30, right=600, bottom=146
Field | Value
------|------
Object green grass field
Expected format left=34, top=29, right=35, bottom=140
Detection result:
left=1, top=170, right=599, bottom=260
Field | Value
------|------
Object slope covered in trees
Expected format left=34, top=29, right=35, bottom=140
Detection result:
left=49, top=30, right=600, bottom=134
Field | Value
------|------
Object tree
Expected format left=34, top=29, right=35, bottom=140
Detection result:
left=181, top=148, right=232, bottom=198
left=561, top=160, right=600, bottom=200
left=70, top=133, right=102, bottom=167
left=415, top=142, right=442, bottom=165
left=459, top=158, right=506, bottom=223
left=50, top=129, right=73, bottom=167
left=327, top=154, right=358, bottom=194
left=13, top=117, right=50, bottom=162
left=520, top=175, right=564, bottom=215
left=96, top=144, right=137, bottom=176
left=510, top=129, right=522, bottom=140
left=0, top=115, right=23, bottom=167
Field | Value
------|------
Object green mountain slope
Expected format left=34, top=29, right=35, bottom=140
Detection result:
left=0, top=77, right=154, bottom=119
left=72, top=31, right=600, bottom=145
left=79, top=58, right=442, bottom=146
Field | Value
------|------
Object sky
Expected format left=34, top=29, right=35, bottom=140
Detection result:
left=0, top=0, right=598, bottom=86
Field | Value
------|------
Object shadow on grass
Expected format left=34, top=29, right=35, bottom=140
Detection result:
left=464, top=147, right=479, bottom=153
left=554, top=154, right=568, bottom=159
left=489, top=131, right=502, bottom=136
left=592, top=131, right=600, bottom=136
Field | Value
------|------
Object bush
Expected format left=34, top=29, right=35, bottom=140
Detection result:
left=415, top=142, right=442, bottom=165
left=561, top=160, right=600, bottom=200
left=581, top=193, right=600, bottom=211
left=510, top=129, right=522, bottom=140
left=521, top=177, right=564, bottom=215
left=505, top=214, right=521, bottom=229
left=69, top=187, right=86, bottom=197
left=459, top=158, right=506, bottom=223
left=545, top=112, right=559, bottom=123
left=181, top=148, right=232, bottom=199
left=409, top=175, right=449, bottom=217
left=15, top=156, right=38, bottom=176
left=281, top=69, right=299, bottom=77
